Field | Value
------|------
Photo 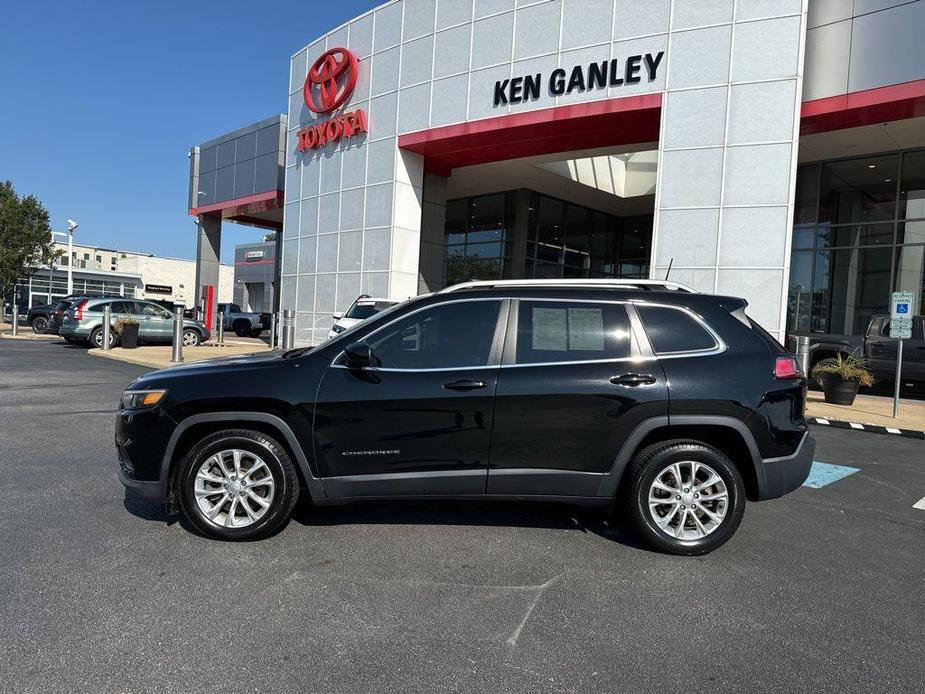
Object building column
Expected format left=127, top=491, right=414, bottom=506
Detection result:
left=510, top=190, right=531, bottom=279
left=650, top=4, right=809, bottom=341
left=419, top=171, right=447, bottom=293
left=194, top=211, right=222, bottom=332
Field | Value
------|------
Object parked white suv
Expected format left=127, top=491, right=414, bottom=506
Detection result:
left=328, top=296, right=398, bottom=339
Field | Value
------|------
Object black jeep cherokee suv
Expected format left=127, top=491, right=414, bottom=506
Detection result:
left=116, top=281, right=814, bottom=555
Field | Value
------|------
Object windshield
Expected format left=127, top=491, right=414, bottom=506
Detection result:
left=344, top=302, right=393, bottom=320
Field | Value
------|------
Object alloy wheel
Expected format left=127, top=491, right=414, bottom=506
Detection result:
left=182, top=331, right=199, bottom=346
left=194, top=449, right=276, bottom=529
left=647, top=460, right=728, bottom=540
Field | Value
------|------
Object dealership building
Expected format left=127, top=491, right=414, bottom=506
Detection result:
left=188, top=0, right=925, bottom=350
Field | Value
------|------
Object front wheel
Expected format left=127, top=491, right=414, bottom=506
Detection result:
left=628, top=440, right=746, bottom=556
left=178, top=430, right=299, bottom=540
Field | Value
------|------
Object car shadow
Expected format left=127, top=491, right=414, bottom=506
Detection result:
left=292, top=498, right=651, bottom=551
left=122, top=491, right=650, bottom=550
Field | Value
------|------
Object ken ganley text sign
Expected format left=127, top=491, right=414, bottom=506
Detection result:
left=297, top=47, right=368, bottom=152
left=493, top=51, right=665, bottom=106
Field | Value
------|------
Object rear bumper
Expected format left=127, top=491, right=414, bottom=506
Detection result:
left=756, top=432, right=815, bottom=500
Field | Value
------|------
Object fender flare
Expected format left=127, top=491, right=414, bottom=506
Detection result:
left=595, top=415, right=764, bottom=498
left=158, top=412, right=327, bottom=502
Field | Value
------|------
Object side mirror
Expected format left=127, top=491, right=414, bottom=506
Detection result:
left=343, top=341, right=378, bottom=368
left=332, top=312, right=343, bottom=321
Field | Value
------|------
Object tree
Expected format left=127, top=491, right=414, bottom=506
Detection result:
left=0, top=181, right=53, bottom=293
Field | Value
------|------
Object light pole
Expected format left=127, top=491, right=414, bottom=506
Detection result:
left=66, top=218, right=78, bottom=295
left=51, top=231, right=68, bottom=303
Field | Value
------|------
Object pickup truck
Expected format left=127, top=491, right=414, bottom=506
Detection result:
left=794, top=314, right=925, bottom=386
left=217, top=303, right=266, bottom=338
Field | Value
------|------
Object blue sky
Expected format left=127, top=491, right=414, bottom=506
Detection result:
left=0, top=0, right=376, bottom=263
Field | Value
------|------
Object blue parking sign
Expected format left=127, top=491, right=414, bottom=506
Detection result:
left=896, top=303, right=909, bottom=314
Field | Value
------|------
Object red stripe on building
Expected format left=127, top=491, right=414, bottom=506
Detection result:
left=189, top=190, right=283, bottom=216
left=398, top=93, right=663, bottom=175
left=800, top=78, right=925, bottom=135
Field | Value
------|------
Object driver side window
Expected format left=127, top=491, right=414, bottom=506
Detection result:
left=366, top=300, right=501, bottom=370
left=141, top=303, right=171, bottom=319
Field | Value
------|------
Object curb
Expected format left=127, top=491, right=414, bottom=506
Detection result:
left=810, top=417, right=925, bottom=440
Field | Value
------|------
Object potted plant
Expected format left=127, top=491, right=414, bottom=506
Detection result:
left=810, top=352, right=873, bottom=406
left=115, top=313, right=139, bottom=349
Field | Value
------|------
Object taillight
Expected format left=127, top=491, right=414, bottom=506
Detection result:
left=74, top=299, right=89, bottom=320
left=775, top=355, right=803, bottom=379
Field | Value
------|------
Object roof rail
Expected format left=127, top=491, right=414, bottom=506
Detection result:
left=438, top=279, right=697, bottom=294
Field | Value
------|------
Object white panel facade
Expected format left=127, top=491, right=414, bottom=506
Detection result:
left=283, top=0, right=810, bottom=344
left=651, top=1, right=808, bottom=340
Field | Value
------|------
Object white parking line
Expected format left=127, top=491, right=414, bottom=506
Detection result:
left=815, top=418, right=830, bottom=425
left=886, top=428, right=902, bottom=434
left=913, top=496, right=925, bottom=511
left=849, top=422, right=864, bottom=430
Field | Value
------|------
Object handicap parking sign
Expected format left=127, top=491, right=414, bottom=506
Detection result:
left=890, top=291, right=915, bottom=339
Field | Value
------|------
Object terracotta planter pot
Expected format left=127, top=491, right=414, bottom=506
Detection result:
left=818, top=373, right=860, bottom=406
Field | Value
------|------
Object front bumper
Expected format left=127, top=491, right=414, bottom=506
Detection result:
left=115, top=408, right=175, bottom=503
left=118, top=468, right=161, bottom=500
left=756, top=432, right=815, bottom=500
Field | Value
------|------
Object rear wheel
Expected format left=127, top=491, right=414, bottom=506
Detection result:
left=233, top=320, right=250, bottom=337
left=182, top=329, right=202, bottom=346
left=31, top=316, right=49, bottom=334
left=249, top=329, right=263, bottom=338
left=627, top=440, right=745, bottom=556
left=178, top=429, right=299, bottom=540
left=89, top=326, right=118, bottom=349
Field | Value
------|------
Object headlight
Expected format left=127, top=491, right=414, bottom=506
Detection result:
left=120, top=389, right=167, bottom=410
left=331, top=324, right=346, bottom=334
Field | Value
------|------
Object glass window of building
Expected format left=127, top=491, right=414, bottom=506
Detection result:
left=443, top=193, right=512, bottom=286
left=788, top=148, right=925, bottom=395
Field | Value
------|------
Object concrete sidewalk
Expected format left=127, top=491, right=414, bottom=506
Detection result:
left=87, top=342, right=271, bottom=369
left=806, top=391, right=925, bottom=431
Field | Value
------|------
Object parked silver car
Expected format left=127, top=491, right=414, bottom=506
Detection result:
left=59, top=297, right=210, bottom=348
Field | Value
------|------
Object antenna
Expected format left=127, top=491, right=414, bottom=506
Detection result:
left=664, top=258, right=674, bottom=281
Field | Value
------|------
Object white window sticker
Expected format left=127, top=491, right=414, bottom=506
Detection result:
left=532, top=308, right=568, bottom=351
left=568, top=308, right=604, bottom=351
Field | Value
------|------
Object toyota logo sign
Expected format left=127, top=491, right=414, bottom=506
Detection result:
left=303, top=47, right=359, bottom=113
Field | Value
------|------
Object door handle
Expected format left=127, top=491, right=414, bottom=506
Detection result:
left=443, top=379, right=487, bottom=391
left=610, top=373, right=656, bottom=387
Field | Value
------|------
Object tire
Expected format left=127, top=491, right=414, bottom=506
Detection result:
left=233, top=320, right=250, bottom=337
left=249, top=329, right=263, bottom=338
left=31, top=316, right=49, bottom=334
left=178, top=429, right=299, bottom=541
left=89, top=326, right=118, bottom=349
left=182, top=329, right=202, bottom=347
left=627, top=440, right=746, bottom=556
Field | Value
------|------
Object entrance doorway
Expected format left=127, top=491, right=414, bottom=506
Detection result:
left=437, top=145, right=657, bottom=288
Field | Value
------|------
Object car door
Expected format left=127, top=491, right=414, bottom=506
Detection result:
left=137, top=301, right=173, bottom=342
left=487, top=299, right=668, bottom=497
left=313, top=298, right=507, bottom=498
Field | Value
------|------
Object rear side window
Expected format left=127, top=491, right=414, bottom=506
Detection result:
left=515, top=301, right=632, bottom=364
left=637, top=305, right=717, bottom=354
left=107, top=301, right=136, bottom=314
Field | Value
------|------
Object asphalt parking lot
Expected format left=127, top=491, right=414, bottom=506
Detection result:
left=1, top=339, right=923, bottom=693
